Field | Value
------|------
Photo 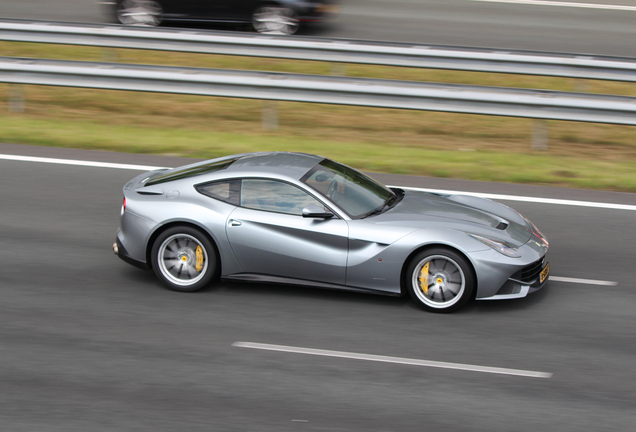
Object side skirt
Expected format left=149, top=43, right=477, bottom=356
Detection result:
left=221, top=273, right=402, bottom=297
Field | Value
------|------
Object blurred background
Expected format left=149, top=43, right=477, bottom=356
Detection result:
left=1, top=0, right=636, bottom=191
left=3, top=0, right=636, bottom=54
left=0, top=0, right=636, bottom=191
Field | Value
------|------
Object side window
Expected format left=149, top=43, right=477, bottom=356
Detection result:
left=241, top=179, right=323, bottom=215
left=196, top=179, right=240, bottom=206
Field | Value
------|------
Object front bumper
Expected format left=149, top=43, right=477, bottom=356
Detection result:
left=479, top=257, right=549, bottom=300
left=472, top=229, right=549, bottom=300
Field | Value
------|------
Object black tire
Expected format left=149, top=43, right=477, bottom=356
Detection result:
left=116, top=0, right=163, bottom=26
left=406, top=248, right=475, bottom=313
left=150, top=226, right=218, bottom=292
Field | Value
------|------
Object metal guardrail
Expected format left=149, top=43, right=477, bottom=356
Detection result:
left=2, top=19, right=636, bottom=82
left=2, top=57, right=636, bottom=126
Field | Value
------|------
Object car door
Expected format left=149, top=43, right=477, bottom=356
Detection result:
left=191, top=0, right=254, bottom=21
left=158, top=0, right=202, bottom=20
left=225, top=178, right=349, bottom=285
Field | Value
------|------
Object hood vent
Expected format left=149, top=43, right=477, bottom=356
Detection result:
left=496, top=222, right=509, bottom=230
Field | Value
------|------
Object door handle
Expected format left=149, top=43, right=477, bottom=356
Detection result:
left=229, top=219, right=242, bottom=227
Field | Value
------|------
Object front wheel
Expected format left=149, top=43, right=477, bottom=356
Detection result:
left=151, top=226, right=218, bottom=292
left=406, top=248, right=475, bottom=313
left=116, top=0, right=163, bottom=26
left=252, top=6, right=300, bottom=35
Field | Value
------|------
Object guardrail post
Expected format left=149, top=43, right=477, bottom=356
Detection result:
left=262, top=100, right=278, bottom=131
left=330, top=63, right=346, bottom=76
left=101, top=48, right=118, bottom=63
left=575, top=80, right=590, bottom=93
left=532, top=119, right=548, bottom=150
left=8, top=84, right=25, bottom=112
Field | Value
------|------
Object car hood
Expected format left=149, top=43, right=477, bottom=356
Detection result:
left=370, top=189, right=533, bottom=247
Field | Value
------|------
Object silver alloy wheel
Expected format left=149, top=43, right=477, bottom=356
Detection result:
left=117, top=0, right=162, bottom=26
left=411, top=255, right=466, bottom=309
left=252, top=7, right=300, bottom=35
left=157, top=233, right=208, bottom=287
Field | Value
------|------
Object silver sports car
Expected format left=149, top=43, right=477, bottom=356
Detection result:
left=113, top=152, right=549, bottom=312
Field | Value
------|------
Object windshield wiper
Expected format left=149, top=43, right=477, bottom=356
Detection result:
left=361, top=194, right=398, bottom=219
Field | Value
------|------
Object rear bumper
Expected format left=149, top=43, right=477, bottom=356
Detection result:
left=113, top=235, right=148, bottom=270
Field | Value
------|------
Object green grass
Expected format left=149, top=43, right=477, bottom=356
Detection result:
left=1, top=41, right=636, bottom=192
left=3, top=114, right=635, bottom=191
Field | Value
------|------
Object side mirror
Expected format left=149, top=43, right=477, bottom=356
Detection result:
left=302, top=204, right=334, bottom=219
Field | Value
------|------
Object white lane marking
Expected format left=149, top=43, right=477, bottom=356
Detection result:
left=232, top=342, right=552, bottom=378
left=550, top=276, right=618, bottom=286
left=3, top=154, right=635, bottom=212
left=0, top=154, right=167, bottom=171
left=394, top=186, right=636, bottom=211
left=466, top=0, right=636, bottom=12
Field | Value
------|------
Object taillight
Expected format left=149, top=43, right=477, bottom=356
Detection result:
left=121, top=197, right=126, bottom=216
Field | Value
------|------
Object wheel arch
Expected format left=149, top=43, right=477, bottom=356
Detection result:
left=399, top=243, right=478, bottom=298
left=145, top=221, right=221, bottom=273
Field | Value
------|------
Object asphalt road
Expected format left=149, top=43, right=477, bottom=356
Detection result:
left=2, top=0, right=636, bottom=56
left=1, top=142, right=635, bottom=431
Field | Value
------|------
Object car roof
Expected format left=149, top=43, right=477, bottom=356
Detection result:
left=145, top=152, right=325, bottom=187
left=226, top=152, right=324, bottom=177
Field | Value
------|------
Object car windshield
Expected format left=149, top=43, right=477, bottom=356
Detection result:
left=301, top=159, right=396, bottom=218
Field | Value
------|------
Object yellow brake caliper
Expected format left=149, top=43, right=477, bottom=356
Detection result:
left=419, top=262, right=430, bottom=295
left=195, top=246, right=204, bottom=272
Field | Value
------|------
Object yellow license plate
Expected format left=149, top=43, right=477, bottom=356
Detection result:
left=540, top=262, right=550, bottom=283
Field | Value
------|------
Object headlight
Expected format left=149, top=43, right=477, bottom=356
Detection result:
left=467, top=233, right=521, bottom=258
left=511, top=208, right=550, bottom=248
left=522, top=216, right=549, bottom=247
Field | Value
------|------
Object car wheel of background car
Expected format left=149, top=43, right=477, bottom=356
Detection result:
left=151, top=226, right=218, bottom=292
left=117, top=0, right=163, bottom=26
left=406, top=248, right=475, bottom=313
left=252, top=6, right=300, bottom=35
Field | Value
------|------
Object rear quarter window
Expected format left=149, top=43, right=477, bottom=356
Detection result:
left=146, top=158, right=237, bottom=186
left=196, top=179, right=241, bottom=205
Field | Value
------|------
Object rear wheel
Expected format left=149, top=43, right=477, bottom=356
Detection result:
left=151, top=226, right=218, bottom=292
left=406, top=248, right=475, bottom=313
left=252, top=6, right=300, bottom=35
left=116, top=0, right=163, bottom=26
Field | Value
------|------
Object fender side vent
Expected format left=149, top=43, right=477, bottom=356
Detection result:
left=496, top=222, right=509, bottom=230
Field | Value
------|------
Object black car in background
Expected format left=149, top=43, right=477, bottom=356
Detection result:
left=114, top=0, right=338, bottom=35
